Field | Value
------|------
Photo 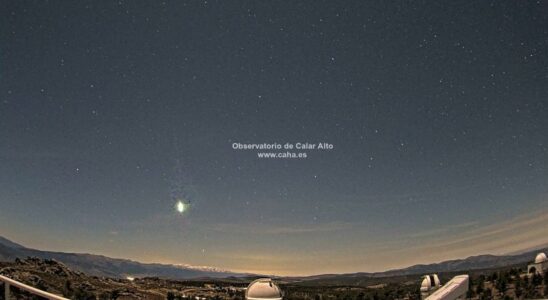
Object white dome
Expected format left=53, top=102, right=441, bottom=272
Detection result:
left=246, top=278, right=283, bottom=300
left=535, top=252, right=547, bottom=264
left=420, top=274, right=441, bottom=292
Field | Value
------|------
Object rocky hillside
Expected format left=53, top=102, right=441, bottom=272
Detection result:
left=0, top=257, right=248, bottom=300
left=0, top=257, right=164, bottom=299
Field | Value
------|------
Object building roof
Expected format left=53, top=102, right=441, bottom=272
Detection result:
left=245, top=278, right=283, bottom=300
left=535, top=252, right=547, bottom=264
left=420, top=274, right=441, bottom=292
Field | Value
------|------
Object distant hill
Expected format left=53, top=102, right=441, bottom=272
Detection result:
left=0, top=236, right=25, bottom=249
left=0, top=235, right=250, bottom=279
left=287, top=248, right=546, bottom=285
left=377, top=251, right=543, bottom=277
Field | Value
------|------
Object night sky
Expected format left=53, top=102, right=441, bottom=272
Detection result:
left=1, top=1, right=548, bottom=276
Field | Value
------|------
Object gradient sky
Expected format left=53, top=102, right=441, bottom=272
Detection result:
left=1, top=1, right=547, bottom=276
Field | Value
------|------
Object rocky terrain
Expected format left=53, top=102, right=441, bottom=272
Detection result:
left=0, top=257, right=248, bottom=299
left=1, top=257, right=163, bottom=299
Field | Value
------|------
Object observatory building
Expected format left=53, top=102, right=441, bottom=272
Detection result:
left=420, top=274, right=441, bottom=298
left=528, top=252, right=548, bottom=275
left=421, top=274, right=469, bottom=300
left=245, top=278, right=283, bottom=300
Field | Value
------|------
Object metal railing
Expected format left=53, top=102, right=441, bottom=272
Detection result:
left=0, top=274, right=69, bottom=300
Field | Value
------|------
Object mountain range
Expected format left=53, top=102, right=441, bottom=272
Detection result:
left=289, top=249, right=545, bottom=286
left=0, top=235, right=249, bottom=279
left=0, top=235, right=545, bottom=281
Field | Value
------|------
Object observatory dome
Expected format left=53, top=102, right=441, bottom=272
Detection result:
left=246, top=278, right=283, bottom=300
left=535, top=252, right=547, bottom=264
left=420, top=274, right=441, bottom=292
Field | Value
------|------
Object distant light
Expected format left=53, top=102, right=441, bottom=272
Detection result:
left=126, top=276, right=135, bottom=281
left=175, top=200, right=187, bottom=214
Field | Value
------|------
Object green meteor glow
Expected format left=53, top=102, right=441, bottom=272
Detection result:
left=175, top=200, right=187, bottom=214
